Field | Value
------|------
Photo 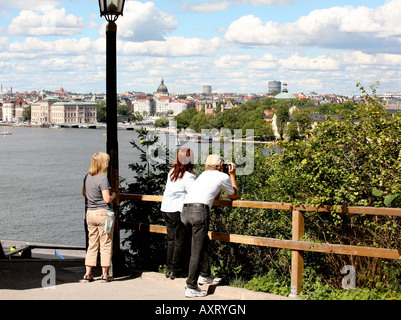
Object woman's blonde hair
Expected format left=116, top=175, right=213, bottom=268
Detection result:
left=89, top=152, right=110, bottom=176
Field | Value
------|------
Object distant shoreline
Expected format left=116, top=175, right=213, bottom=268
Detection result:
left=0, top=122, right=274, bottom=144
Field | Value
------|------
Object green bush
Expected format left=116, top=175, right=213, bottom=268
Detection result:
left=245, top=269, right=291, bottom=296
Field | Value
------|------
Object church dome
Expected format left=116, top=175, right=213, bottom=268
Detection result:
left=274, top=83, right=295, bottom=100
left=157, top=79, right=168, bottom=93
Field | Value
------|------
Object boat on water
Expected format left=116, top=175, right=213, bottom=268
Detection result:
left=0, top=131, right=12, bottom=135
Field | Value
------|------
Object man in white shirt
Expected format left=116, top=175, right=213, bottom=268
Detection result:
left=181, top=154, right=237, bottom=297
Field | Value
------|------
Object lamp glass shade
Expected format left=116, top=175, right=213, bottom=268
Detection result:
left=99, top=0, right=125, bottom=18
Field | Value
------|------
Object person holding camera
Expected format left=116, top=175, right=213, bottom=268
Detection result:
left=181, top=154, right=237, bottom=298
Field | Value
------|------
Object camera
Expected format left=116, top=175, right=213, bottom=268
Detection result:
left=222, top=163, right=230, bottom=174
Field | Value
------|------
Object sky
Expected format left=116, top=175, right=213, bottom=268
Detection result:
left=1, top=0, right=401, bottom=96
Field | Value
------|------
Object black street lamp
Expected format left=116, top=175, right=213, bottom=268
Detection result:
left=98, top=0, right=125, bottom=276
left=99, top=0, right=125, bottom=21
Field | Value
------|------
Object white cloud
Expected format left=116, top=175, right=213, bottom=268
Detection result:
left=180, top=1, right=230, bottom=13
left=248, top=54, right=277, bottom=70
left=0, top=36, right=8, bottom=50
left=225, top=0, right=401, bottom=53
left=236, top=0, right=292, bottom=5
left=8, top=8, right=86, bottom=36
left=180, top=0, right=292, bottom=13
left=120, top=36, right=223, bottom=57
left=115, top=1, right=178, bottom=42
left=279, top=54, right=340, bottom=71
left=170, top=60, right=202, bottom=72
left=340, top=51, right=401, bottom=67
left=214, top=54, right=253, bottom=68
left=0, top=0, right=59, bottom=11
left=224, top=15, right=281, bottom=46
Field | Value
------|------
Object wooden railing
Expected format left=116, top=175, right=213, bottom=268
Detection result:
left=119, top=193, right=401, bottom=296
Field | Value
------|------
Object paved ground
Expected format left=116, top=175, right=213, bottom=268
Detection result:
left=0, top=259, right=296, bottom=301
left=0, top=240, right=297, bottom=301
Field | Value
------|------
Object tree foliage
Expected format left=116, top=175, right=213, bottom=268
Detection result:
left=154, top=116, right=169, bottom=128
left=119, top=127, right=171, bottom=270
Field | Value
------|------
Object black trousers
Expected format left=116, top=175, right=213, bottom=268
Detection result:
left=162, top=211, right=187, bottom=275
left=180, top=205, right=211, bottom=289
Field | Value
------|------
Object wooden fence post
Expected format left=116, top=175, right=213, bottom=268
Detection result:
left=290, top=210, right=304, bottom=297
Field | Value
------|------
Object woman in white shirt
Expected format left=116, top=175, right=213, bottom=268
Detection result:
left=161, top=147, right=195, bottom=279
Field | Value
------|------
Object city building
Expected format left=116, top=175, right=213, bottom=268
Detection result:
left=263, top=109, right=274, bottom=123
left=203, top=86, right=212, bottom=94
left=168, top=100, right=194, bottom=115
left=152, top=78, right=171, bottom=115
left=156, top=96, right=170, bottom=115
left=31, top=96, right=98, bottom=124
left=2, top=101, right=15, bottom=122
left=268, top=81, right=281, bottom=94
left=132, top=95, right=155, bottom=116
left=275, top=83, right=296, bottom=100
left=154, top=78, right=169, bottom=98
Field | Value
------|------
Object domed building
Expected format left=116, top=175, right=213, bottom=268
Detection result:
left=275, top=83, right=295, bottom=100
left=155, top=78, right=169, bottom=98
left=154, top=78, right=170, bottom=115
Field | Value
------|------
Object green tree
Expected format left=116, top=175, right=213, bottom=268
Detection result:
left=96, top=101, right=107, bottom=122
left=275, top=104, right=290, bottom=140
left=117, top=103, right=130, bottom=116
left=154, top=117, right=169, bottom=128
left=120, top=127, right=171, bottom=271
left=292, top=110, right=313, bottom=137
left=129, top=111, right=143, bottom=122
left=174, top=107, right=197, bottom=129
left=23, top=106, right=31, bottom=121
left=285, top=121, right=299, bottom=141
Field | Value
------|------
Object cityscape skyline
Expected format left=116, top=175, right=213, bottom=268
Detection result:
left=1, top=0, right=401, bottom=95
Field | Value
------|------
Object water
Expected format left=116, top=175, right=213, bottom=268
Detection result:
left=0, top=126, right=252, bottom=246
left=0, top=126, right=142, bottom=246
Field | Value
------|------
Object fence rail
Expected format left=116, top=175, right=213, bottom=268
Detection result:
left=119, top=193, right=401, bottom=296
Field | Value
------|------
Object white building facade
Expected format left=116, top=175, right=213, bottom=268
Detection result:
left=156, top=96, right=170, bottom=115
left=168, top=100, right=194, bottom=115
left=2, top=101, right=15, bottom=122
left=132, top=95, right=155, bottom=116
left=31, top=97, right=98, bottom=124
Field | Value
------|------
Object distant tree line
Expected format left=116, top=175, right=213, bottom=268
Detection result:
left=174, top=97, right=314, bottom=140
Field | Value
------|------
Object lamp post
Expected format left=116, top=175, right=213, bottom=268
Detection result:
left=98, top=0, right=125, bottom=276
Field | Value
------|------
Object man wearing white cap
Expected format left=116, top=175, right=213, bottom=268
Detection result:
left=181, top=154, right=237, bottom=297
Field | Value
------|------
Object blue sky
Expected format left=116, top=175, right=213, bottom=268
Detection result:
left=0, top=0, right=400, bottom=95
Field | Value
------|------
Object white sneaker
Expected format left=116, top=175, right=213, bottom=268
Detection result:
left=198, top=274, right=222, bottom=285
left=185, top=286, right=207, bottom=298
